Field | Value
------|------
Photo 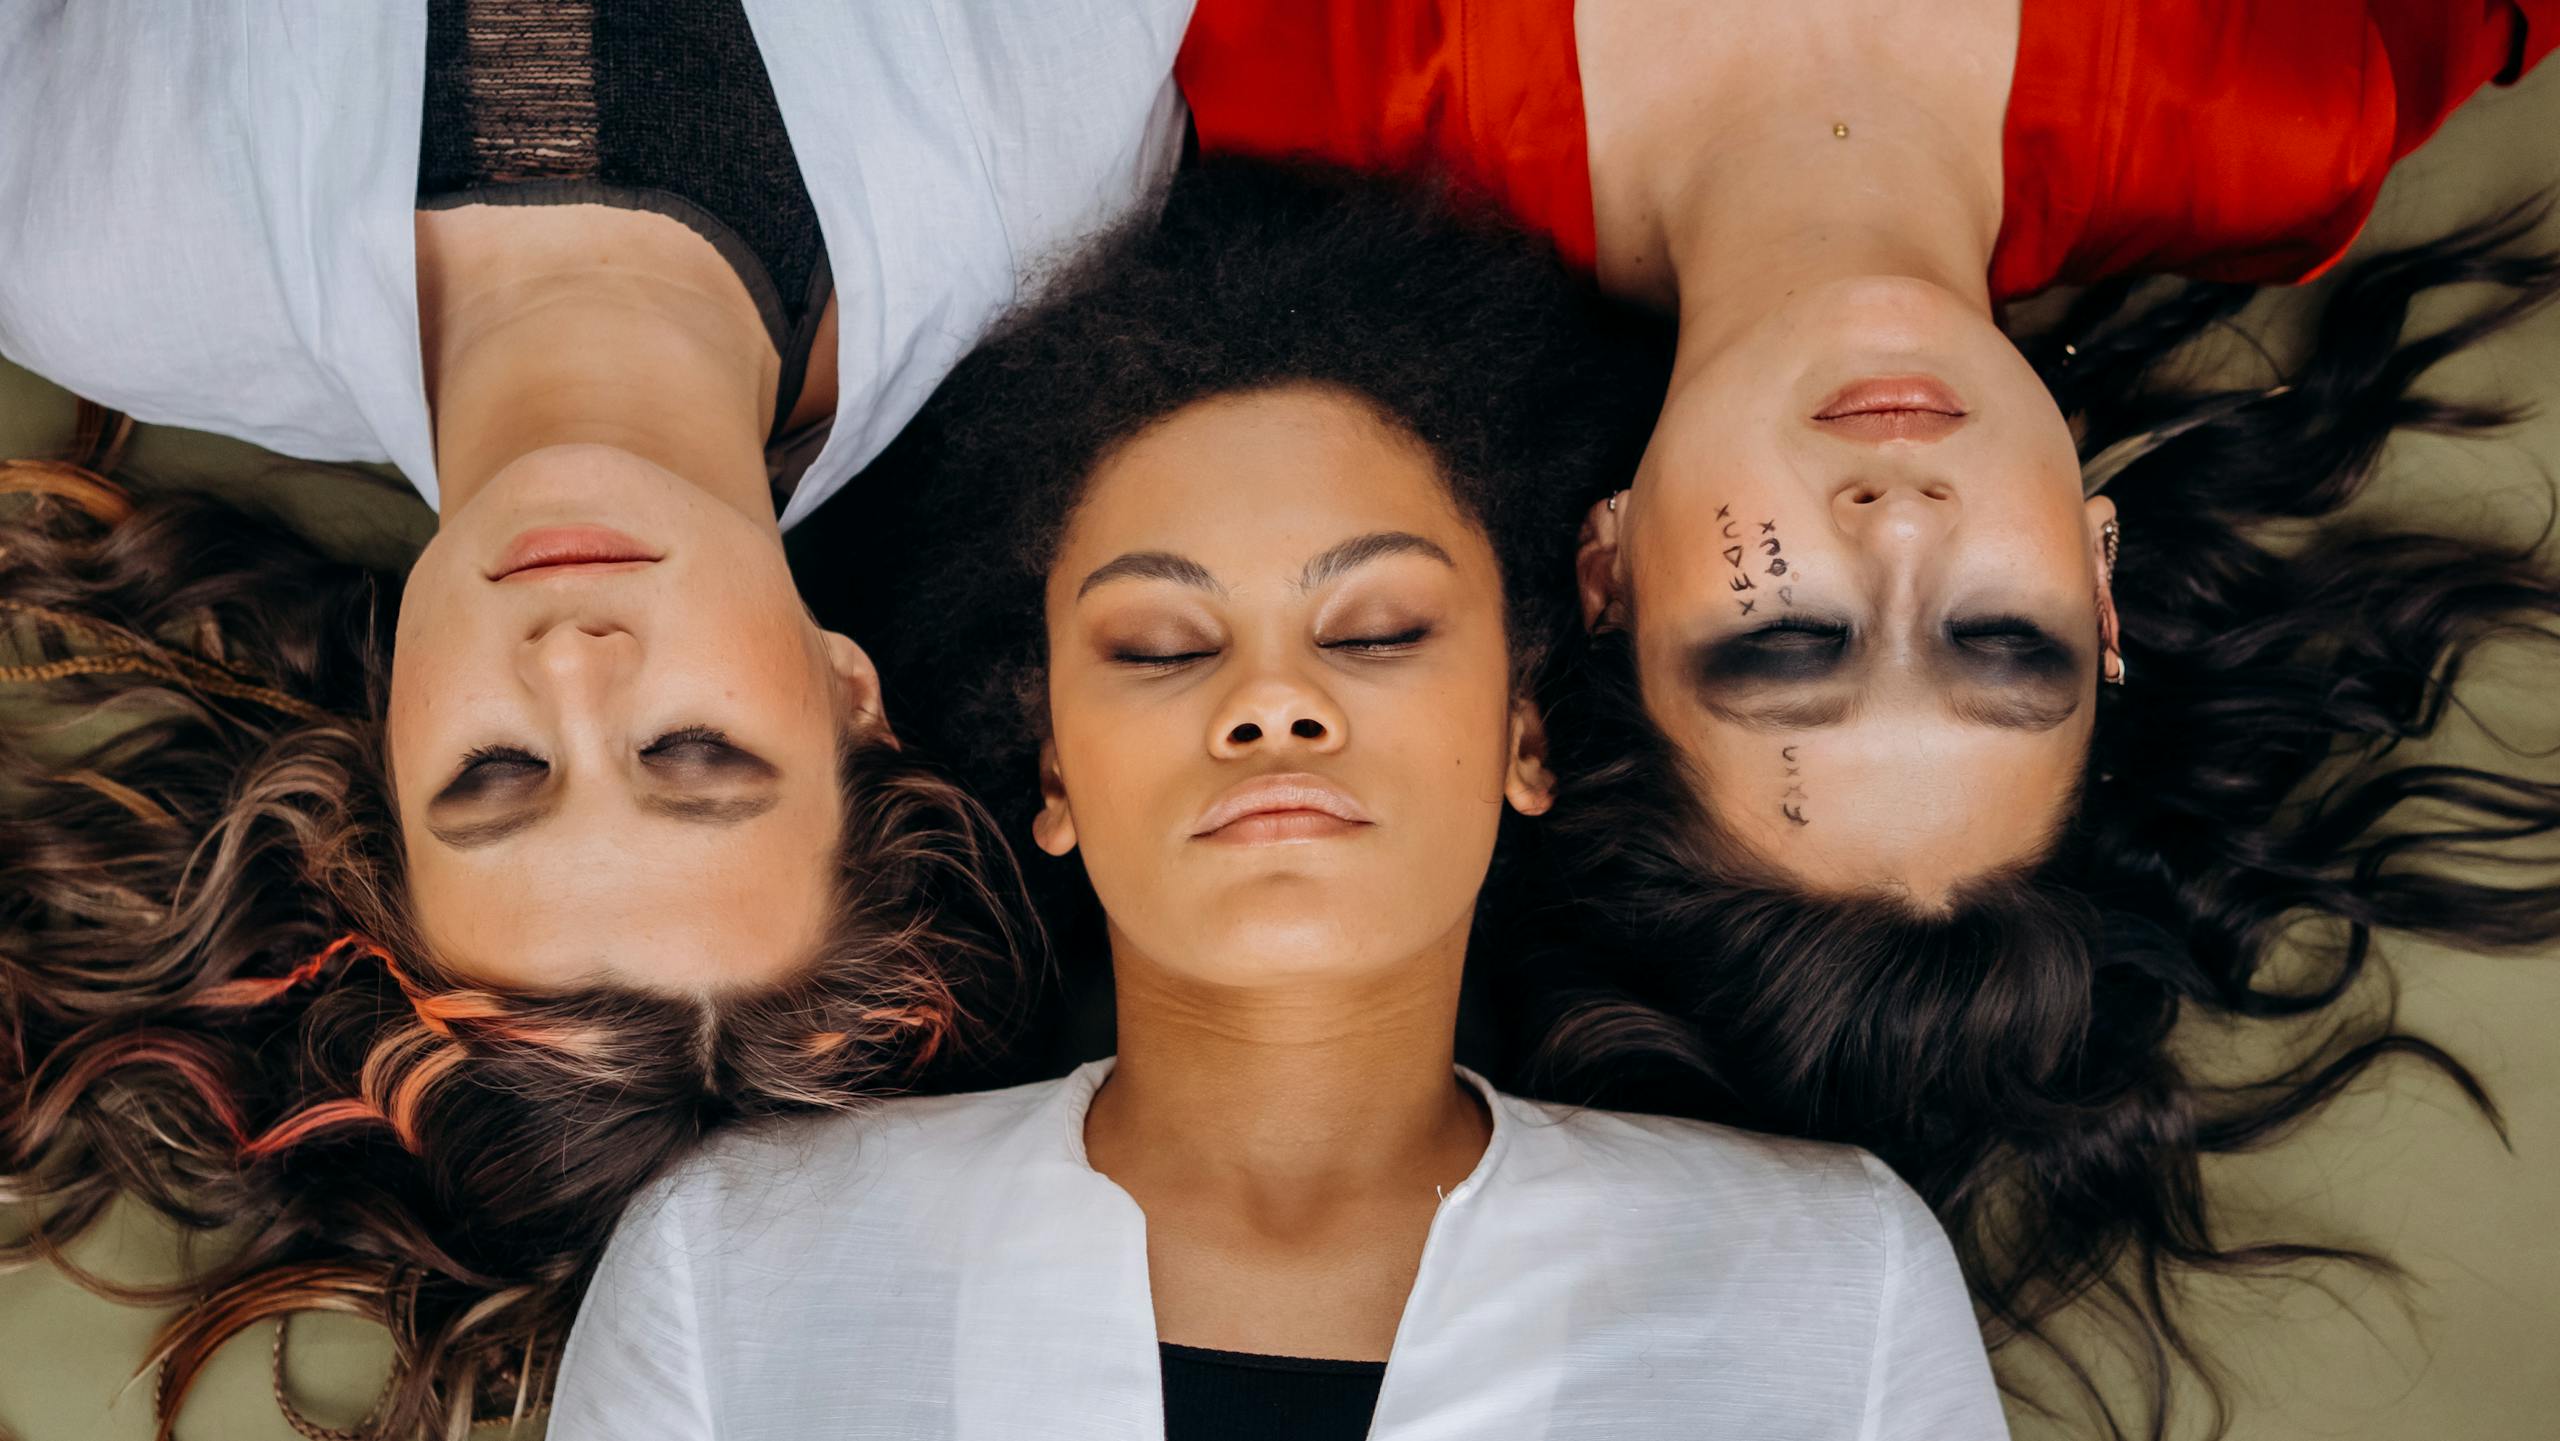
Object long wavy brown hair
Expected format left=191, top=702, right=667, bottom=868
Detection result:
left=1501, top=206, right=2560, bottom=1439
left=0, top=449, right=1034, bottom=1439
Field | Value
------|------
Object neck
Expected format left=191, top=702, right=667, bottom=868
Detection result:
left=1085, top=921, right=1490, bottom=1208
left=416, top=210, right=781, bottom=524
left=1582, top=2, right=2011, bottom=355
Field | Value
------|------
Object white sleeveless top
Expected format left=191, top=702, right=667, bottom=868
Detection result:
left=0, top=1, right=1191, bottom=529
left=551, top=1061, right=2011, bottom=1439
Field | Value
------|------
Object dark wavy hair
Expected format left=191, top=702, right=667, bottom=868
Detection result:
left=0, top=455, right=1034, bottom=1438
left=881, top=158, right=1652, bottom=969
left=1504, top=205, right=2560, bottom=1439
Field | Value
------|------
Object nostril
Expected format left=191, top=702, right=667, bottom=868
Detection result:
left=1290, top=718, right=1325, bottom=740
left=1228, top=722, right=1263, bottom=745
left=1850, top=488, right=1881, bottom=505
left=1920, top=481, right=1954, bottom=501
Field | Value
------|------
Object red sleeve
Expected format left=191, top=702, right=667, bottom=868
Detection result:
left=1993, top=0, right=2557, bottom=301
left=1176, top=0, right=1599, bottom=270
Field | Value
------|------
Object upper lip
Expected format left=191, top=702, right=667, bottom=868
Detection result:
left=1190, top=772, right=1376, bottom=837
left=488, top=526, right=664, bottom=581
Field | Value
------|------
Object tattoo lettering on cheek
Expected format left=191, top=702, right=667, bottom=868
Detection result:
left=1746, top=521, right=1798, bottom=605
left=1718, top=502, right=1769, bottom=615
left=1779, top=745, right=1809, bottom=826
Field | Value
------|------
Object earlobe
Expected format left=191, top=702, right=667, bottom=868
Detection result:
left=820, top=630, right=897, bottom=747
left=1577, top=492, right=1630, bottom=633
left=1503, top=699, right=1556, bottom=818
left=1030, top=739, right=1078, bottom=857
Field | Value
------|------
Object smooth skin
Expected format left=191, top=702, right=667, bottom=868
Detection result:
left=392, top=203, right=875, bottom=994
left=1035, top=385, right=1552, bottom=1359
left=1574, top=0, right=2121, bottom=901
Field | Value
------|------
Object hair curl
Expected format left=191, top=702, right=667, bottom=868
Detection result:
left=0, top=458, right=1034, bottom=1439
left=1502, top=204, right=2560, bottom=1439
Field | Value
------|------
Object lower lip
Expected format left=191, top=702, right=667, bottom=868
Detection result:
left=1198, top=810, right=1372, bottom=845
left=490, top=525, right=661, bottom=581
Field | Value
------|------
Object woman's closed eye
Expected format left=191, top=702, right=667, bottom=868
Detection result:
left=1110, top=624, right=1435, bottom=669
left=1945, top=616, right=2074, bottom=674
left=640, top=725, right=764, bottom=771
left=1109, top=642, right=1221, bottom=668
left=442, top=727, right=762, bottom=796
left=1320, top=623, right=1432, bottom=654
left=1697, top=618, right=1853, bottom=682
left=443, top=744, right=548, bottom=800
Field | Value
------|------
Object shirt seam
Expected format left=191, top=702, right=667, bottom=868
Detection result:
left=668, top=1191, right=718, bottom=1430
left=921, top=0, right=1025, bottom=277
left=1854, top=1150, right=1905, bottom=1441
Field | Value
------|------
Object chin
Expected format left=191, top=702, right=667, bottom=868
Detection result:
left=1169, top=906, right=1378, bottom=986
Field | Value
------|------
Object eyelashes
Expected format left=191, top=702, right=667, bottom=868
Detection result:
left=1109, top=625, right=1434, bottom=670
left=448, top=726, right=744, bottom=786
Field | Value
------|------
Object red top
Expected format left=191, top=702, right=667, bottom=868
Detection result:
left=1177, top=0, right=2556, bottom=299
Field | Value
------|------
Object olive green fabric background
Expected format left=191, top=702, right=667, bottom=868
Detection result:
left=4, top=65, right=2557, bottom=1441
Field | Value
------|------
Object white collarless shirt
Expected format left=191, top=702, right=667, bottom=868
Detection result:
left=0, top=1, right=1191, bottom=529
left=551, top=1060, right=2010, bottom=1440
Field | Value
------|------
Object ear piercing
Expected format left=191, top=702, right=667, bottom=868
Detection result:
left=2100, top=518, right=2128, bottom=686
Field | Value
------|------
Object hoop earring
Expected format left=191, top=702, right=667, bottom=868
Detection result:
left=2100, top=518, right=2127, bottom=685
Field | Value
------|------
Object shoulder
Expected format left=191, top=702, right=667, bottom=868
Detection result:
left=1462, top=1093, right=1998, bottom=1429
left=645, top=1074, right=1076, bottom=1238
left=0, top=5, right=433, bottom=480
left=1995, top=0, right=2408, bottom=296
left=1502, top=1092, right=1884, bottom=1206
left=1494, top=1092, right=1934, bottom=1270
left=915, top=0, right=1193, bottom=271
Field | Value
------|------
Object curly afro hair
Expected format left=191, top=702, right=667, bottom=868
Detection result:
left=886, top=156, right=1659, bottom=848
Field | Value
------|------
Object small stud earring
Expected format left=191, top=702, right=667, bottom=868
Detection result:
left=1606, top=491, right=1624, bottom=513
left=2100, top=517, right=2120, bottom=581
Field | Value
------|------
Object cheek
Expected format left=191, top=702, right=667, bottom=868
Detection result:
left=1364, top=644, right=1520, bottom=819
left=674, top=586, right=831, bottom=715
left=385, top=564, right=502, bottom=802
left=1048, top=673, right=1194, bottom=833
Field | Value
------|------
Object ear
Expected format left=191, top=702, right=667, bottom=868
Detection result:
left=819, top=630, right=897, bottom=747
left=2082, top=495, right=2122, bottom=679
left=1503, top=698, right=1556, bottom=818
left=1576, top=492, right=1630, bottom=633
left=1029, top=738, right=1079, bottom=857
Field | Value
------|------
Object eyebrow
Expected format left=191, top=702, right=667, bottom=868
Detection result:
left=1074, top=530, right=1456, bottom=600
left=426, top=803, right=557, bottom=850
left=1076, top=551, right=1221, bottom=599
left=1693, top=689, right=1860, bottom=731
left=1295, top=531, right=1455, bottom=589
left=427, top=783, right=782, bottom=850
left=1945, top=685, right=2082, bottom=733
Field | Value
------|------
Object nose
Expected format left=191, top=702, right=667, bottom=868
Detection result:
left=1832, top=474, right=1958, bottom=550
left=518, top=620, right=638, bottom=704
left=1206, top=666, right=1348, bottom=760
